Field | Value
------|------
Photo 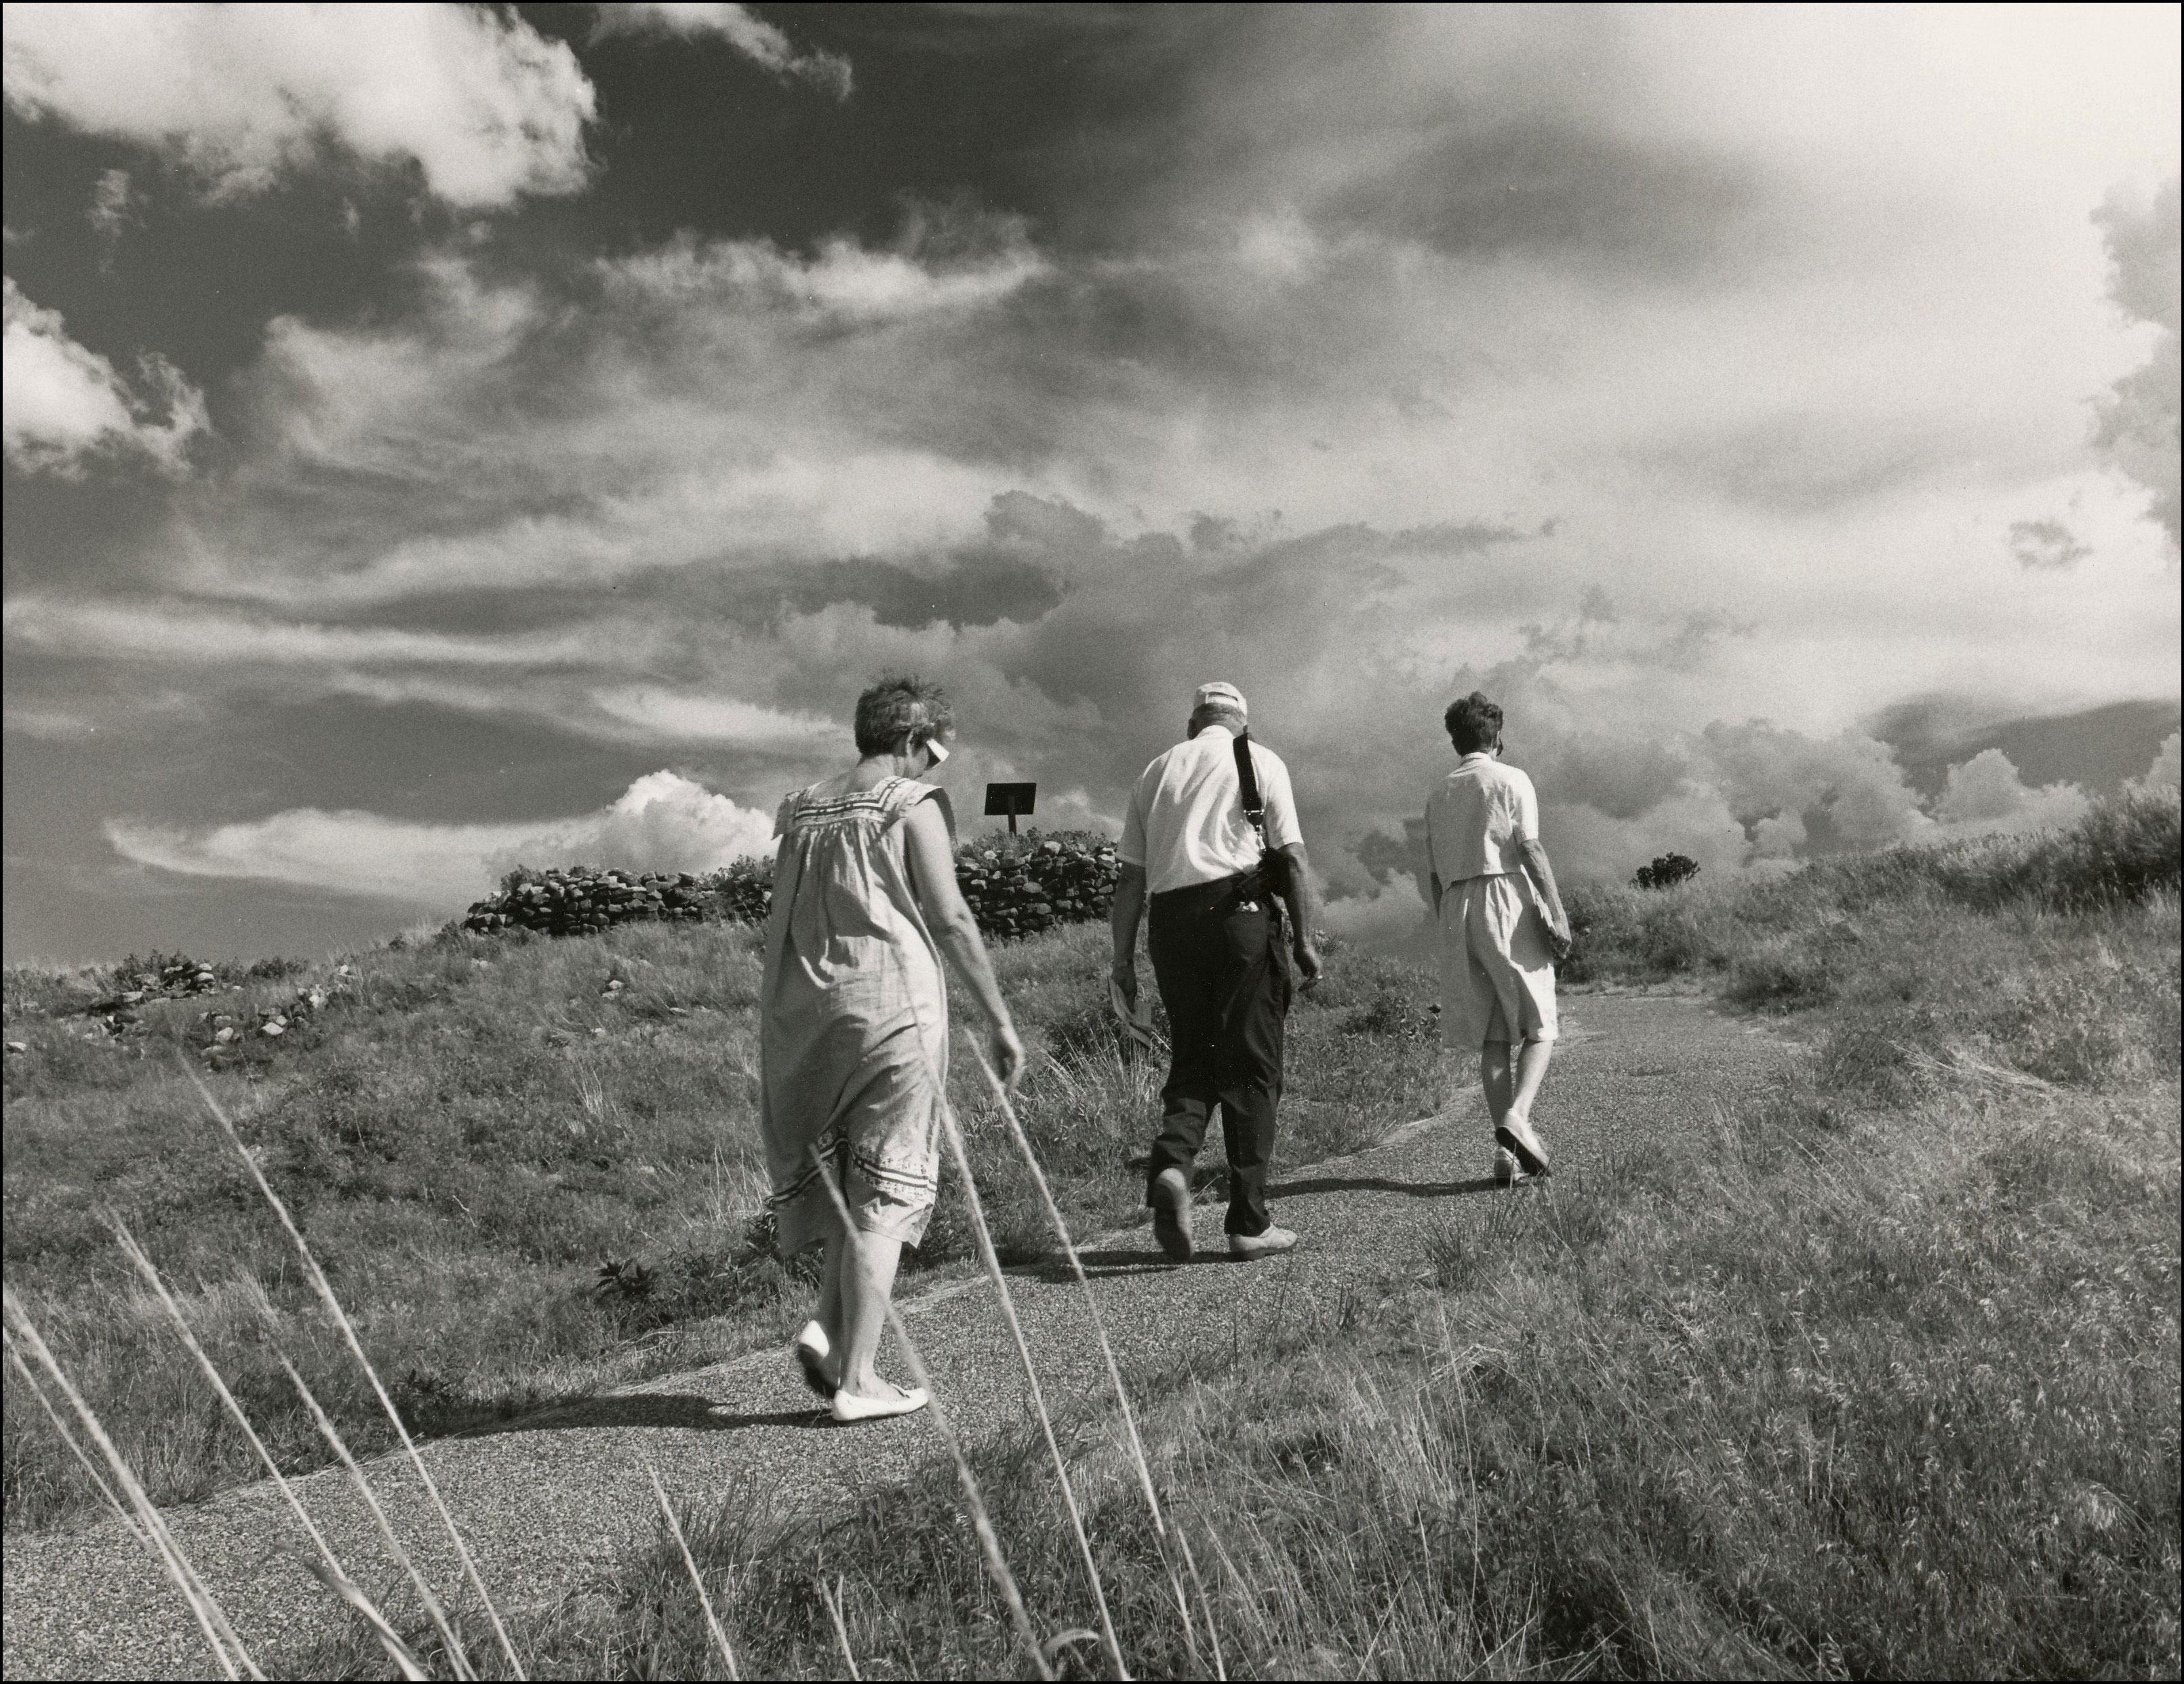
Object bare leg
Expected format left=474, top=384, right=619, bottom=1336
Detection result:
left=812, top=1227, right=848, bottom=1383
left=1479, top=1040, right=1514, bottom=1128
left=1505, top=1038, right=1555, bottom=1129
left=832, top=1228, right=907, bottom=1401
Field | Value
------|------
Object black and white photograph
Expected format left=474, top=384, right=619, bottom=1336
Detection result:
left=3, top=3, right=2179, bottom=1677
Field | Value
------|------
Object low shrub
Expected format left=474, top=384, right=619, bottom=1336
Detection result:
left=458, top=831, right=1128, bottom=945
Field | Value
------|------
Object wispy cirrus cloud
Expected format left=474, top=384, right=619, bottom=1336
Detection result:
left=1, top=595, right=610, bottom=669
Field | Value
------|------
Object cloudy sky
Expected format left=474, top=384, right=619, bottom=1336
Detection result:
left=4, top=2, right=2179, bottom=962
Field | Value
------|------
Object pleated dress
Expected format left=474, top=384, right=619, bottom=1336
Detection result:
left=758, top=776, right=952, bottom=1255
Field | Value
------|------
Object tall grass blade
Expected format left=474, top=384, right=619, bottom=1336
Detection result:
left=644, top=1456, right=740, bottom=1681
left=4, top=1330, right=151, bottom=1551
left=302, top=1559, right=431, bottom=1681
left=2, top=1287, right=263, bottom=1681
left=108, top=1215, right=427, bottom=1677
left=261, top=1335, right=477, bottom=1681
left=974, top=1046, right=1227, bottom=1680
left=807, top=1147, right=1056, bottom=1681
left=180, top=1059, right=524, bottom=1679
left=934, top=1093, right=1130, bottom=1679
left=816, top=1573, right=862, bottom=1681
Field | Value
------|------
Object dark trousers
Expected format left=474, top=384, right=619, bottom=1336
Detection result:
left=1145, top=876, right=1292, bottom=1236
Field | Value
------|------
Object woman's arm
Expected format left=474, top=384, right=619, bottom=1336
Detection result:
left=1517, top=836, right=1572, bottom=949
left=902, top=800, right=1025, bottom=1086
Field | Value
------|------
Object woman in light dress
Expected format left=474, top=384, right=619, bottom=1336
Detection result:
left=759, top=676, right=1024, bottom=1422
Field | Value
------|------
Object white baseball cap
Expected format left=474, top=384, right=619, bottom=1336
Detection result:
left=1194, top=682, right=1248, bottom=718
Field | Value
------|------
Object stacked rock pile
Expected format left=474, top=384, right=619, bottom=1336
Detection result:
left=458, top=836, right=1124, bottom=943
left=197, top=966, right=354, bottom=1067
left=81, top=955, right=229, bottom=1041
left=460, top=865, right=770, bottom=936
left=955, top=838, right=1122, bottom=938
left=87, top=956, right=225, bottom=1014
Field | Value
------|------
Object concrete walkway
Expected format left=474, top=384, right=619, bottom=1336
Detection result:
left=1, top=994, right=1792, bottom=1680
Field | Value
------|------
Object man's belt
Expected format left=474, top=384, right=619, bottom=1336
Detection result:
left=1150, top=866, right=1279, bottom=913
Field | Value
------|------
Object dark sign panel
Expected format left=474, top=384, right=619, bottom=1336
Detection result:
left=984, top=783, right=1037, bottom=832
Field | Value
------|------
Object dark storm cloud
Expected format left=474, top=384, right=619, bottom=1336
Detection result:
left=2008, top=517, right=2092, bottom=572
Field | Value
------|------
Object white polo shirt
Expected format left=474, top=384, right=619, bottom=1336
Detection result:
left=1119, top=725, right=1303, bottom=894
left=1426, top=753, right=1539, bottom=883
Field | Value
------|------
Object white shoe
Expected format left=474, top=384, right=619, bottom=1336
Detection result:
left=831, top=1382, right=930, bottom=1423
left=793, top=1320, right=835, bottom=1398
left=1490, top=1146, right=1532, bottom=1186
left=1228, top=1224, right=1298, bottom=1260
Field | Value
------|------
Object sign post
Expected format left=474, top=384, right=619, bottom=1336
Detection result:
left=983, top=782, right=1037, bottom=836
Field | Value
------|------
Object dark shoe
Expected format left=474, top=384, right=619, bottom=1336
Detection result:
left=1494, top=1120, right=1551, bottom=1179
left=1228, top=1225, right=1298, bottom=1260
left=1150, top=1167, right=1194, bottom=1261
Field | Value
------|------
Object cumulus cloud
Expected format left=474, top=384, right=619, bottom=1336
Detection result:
left=106, top=771, right=774, bottom=909
left=591, top=2, right=851, bottom=100
left=1, top=278, right=204, bottom=475
left=17, top=9, right=2181, bottom=962
left=1, top=2, right=595, bottom=208
left=1934, top=747, right=2090, bottom=836
left=2136, top=730, right=2181, bottom=792
left=2092, top=179, right=2181, bottom=550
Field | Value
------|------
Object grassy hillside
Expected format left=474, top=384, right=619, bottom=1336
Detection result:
left=533, top=793, right=2181, bottom=1679
left=3, top=910, right=1447, bottom=1535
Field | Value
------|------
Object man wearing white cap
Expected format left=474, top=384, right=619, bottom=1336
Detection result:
left=1111, top=682, right=1325, bottom=1261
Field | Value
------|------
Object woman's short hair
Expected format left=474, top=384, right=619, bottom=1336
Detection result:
left=1445, top=691, right=1503, bottom=754
left=854, top=675, right=955, bottom=757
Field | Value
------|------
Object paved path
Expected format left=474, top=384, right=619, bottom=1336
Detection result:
left=2, top=995, right=1792, bottom=1680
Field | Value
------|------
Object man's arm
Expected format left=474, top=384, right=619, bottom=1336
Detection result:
left=1517, top=836, right=1572, bottom=952
left=1275, top=841, right=1324, bottom=989
left=1109, top=862, right=1148, bottom=1006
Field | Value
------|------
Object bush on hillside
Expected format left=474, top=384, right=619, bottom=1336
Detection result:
left=459, top=831, right=1125, bottom=943
left=1632, top=851, right=1701, bottom=890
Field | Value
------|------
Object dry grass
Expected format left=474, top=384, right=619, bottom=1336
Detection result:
left=3, top=916, right=1442, bottom=1535
left=546, top=808, right=2179, bottom=1680
left=8, top=794, right=2173, bottom=1679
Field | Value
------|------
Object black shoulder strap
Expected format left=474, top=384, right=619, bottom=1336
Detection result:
left=1233, top=731, right=1265, bottom=845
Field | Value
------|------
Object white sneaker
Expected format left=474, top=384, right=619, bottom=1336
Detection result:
left=1490, top=1146, right=1532, bottom=1186
left=1228, top=1224, right=1298, bottom=1260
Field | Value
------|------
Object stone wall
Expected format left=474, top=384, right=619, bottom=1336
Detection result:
left=460, top=834, right=1124, bottom=943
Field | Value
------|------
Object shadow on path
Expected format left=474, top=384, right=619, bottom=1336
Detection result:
left=1267, top=1173, right=1503, bottom=1200
left=470, top=1393, right=825, bottom=1437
